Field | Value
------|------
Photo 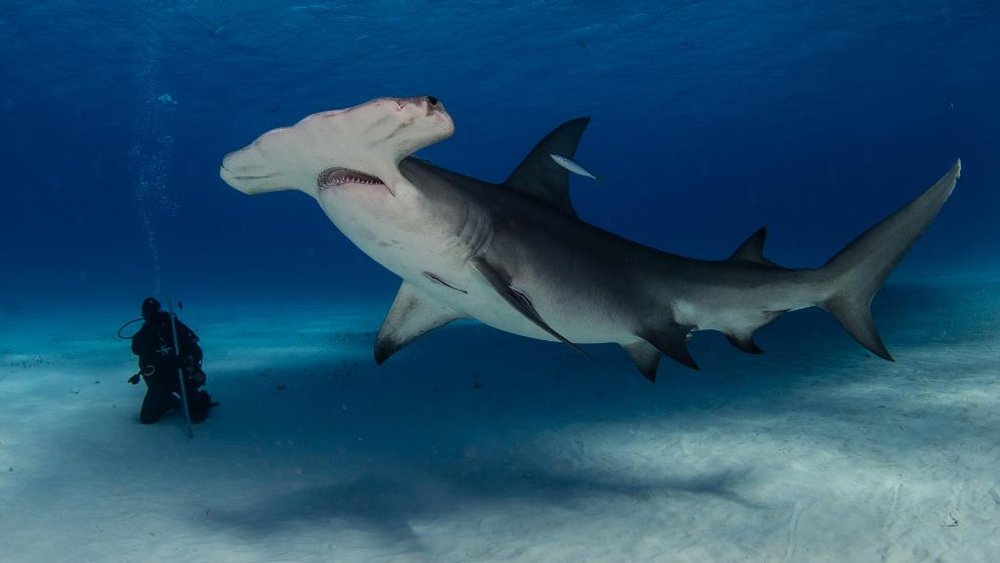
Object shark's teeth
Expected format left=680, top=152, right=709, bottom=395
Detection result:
left=317, top=167, right=386, bottom=190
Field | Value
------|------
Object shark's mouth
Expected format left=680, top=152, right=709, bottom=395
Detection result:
left=317, top=167, right=386, bottom=190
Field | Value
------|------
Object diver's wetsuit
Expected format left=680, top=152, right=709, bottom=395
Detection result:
left=131, top=311, right=214, bottom=424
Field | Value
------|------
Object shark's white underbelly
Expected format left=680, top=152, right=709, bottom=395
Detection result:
left=366, top=240, right=624, bottom=343
left=325, top=199, right=633, bottom=345
left=430, top=276, right=621, bottom=343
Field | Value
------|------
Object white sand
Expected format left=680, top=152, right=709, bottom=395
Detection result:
left=1, top=282, right=998, bottom=562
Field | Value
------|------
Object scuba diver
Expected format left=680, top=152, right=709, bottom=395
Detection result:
left=127, top=297, right=216, bottom=424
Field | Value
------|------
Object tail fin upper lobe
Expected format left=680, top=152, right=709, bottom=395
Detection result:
left=820, top=159, right=961, bottom=360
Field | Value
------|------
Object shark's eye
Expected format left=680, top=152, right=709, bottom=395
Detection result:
left=317, top=167, right=386, bottom=190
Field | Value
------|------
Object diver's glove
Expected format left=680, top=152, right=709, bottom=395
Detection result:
left=128, top=373, right=141, bottom=385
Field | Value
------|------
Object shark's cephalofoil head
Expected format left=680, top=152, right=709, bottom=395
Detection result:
left=219, top=96, right=453, bottom=197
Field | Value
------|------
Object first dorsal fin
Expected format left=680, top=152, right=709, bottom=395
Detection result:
left=728, top=227, right=782, bottom=268
left=503, top=117, right=591, bottom=218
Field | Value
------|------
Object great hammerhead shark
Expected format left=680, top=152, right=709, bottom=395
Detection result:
left=220, top=96, right=960, bottom=381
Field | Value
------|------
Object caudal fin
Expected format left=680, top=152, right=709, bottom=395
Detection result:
left=820, top=160, right=961, bottom=360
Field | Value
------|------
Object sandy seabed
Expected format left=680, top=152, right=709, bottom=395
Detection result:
left=1, top=280, right=998, bottom=562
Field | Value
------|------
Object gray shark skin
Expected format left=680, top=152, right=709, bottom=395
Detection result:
left=220, top=96, right=960, bottom=381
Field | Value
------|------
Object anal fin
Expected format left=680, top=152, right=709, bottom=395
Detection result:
left=375, top=282, right=465, bottom=364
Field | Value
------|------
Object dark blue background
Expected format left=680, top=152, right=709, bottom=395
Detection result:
left=2, top=1, right=997, bottom=314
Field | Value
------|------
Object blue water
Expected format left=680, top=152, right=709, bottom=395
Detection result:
left=4, top=4, right=1000, bottom=559
left=2, top=1, right=998, bottom=309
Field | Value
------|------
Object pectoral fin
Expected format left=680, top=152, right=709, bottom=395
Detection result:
left=472, top=258, right=587, bottom=357
left=375, top=281, right=465, bottom=364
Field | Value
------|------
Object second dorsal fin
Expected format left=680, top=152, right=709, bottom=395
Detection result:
left=729, top=227, right=782, bottom=268
left=502, top=117, right=590, bottom=217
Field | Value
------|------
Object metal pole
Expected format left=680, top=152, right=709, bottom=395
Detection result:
left=166, top=297, right=194, bottom=439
